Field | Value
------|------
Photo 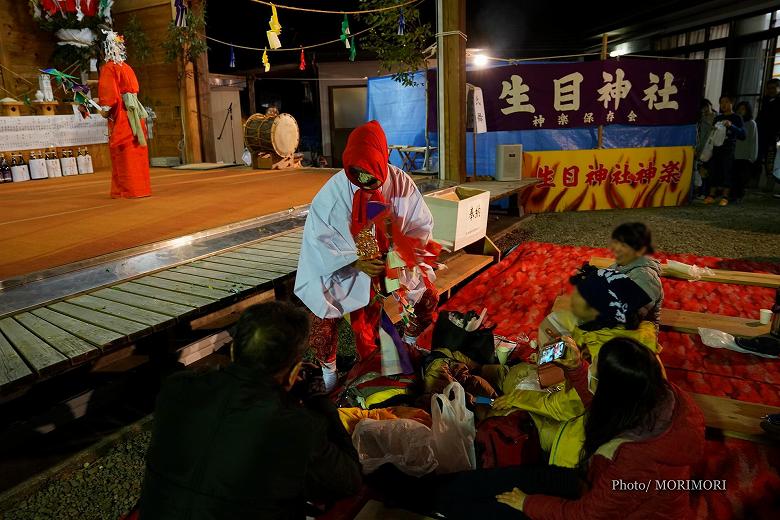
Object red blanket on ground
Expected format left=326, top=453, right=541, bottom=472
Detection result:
left=414, top=241, right=780, bottom=519
left=418, top=241, right=780, bottom=406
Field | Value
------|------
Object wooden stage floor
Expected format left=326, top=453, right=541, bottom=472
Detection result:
left=0, top=167, right=337, bottom=280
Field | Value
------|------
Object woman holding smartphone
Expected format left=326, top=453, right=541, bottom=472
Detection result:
left=429, top=337, right=704, bottom=520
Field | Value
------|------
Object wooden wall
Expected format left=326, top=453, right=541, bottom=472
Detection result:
left=114, top=0, right=183, bottom=159
left=0, top=0, right=57, bottom=98
left=1, top=0, right=209, bottom=163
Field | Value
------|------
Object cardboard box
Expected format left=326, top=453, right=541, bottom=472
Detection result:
left=424, top=186, right=490, bottom=251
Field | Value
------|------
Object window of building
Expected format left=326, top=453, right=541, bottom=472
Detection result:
left=736, top=14, right=771, bottom=35
left=705, top=47, right=726, bottom=105
left=709, top=23, right=730, bottom=40
left=688, top=29, right=706, bottom=45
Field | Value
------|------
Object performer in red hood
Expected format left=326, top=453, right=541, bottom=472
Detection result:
left=295, top=121, right=439, bottom=390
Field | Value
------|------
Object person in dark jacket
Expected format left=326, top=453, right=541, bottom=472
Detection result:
left=705, top=94, right=746, bottom=206
left=428, top=337, right=704, bottom=520
left=756, top=78, right=780, bottom=197
left=138, top=302, right=362, bottom=520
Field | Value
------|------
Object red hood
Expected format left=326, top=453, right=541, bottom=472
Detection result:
left=342, top=120, right=389, bottom=186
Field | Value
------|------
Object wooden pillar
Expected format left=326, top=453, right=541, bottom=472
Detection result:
left=248, top=74, right=257, bottom=115
left=597, top=33, right=608, bottom=149
left=169, top=0, right=202, bottom=164
left=195, top=51, right=216, bottom=163
left=181, top=61, right=202, bottom=164
left=0, top=19, right=10, bottom=96
left=437, top=0, right=466, bottom=183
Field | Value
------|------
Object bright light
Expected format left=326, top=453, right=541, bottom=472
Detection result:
left=609, top=48, right=629, bottom=58
left=473, top=54, right=489, bottom=67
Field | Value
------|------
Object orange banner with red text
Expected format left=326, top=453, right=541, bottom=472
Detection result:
left=521, top=146, right=693, bottom=213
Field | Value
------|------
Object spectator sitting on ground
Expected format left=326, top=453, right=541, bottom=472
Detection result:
left=138, top=302, right=362, bottom=520
left=608, top=222, right=663, bottom=325
left=430, top=337, right=704, bottom=520
left=485, top=265, right=658, bottom=468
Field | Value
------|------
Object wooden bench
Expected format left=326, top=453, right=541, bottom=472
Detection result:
left=552, top=294, right=770, bottom=337
left=551, top=294, right=779, bottom=436
left=0, top=230, right=305, bottom=394
left=384, top=253, right=495, bottom=323
left=589, top=256, right=780, bottom=289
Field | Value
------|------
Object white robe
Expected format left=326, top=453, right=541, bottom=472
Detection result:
left=295, top=165, right=434, bottom=319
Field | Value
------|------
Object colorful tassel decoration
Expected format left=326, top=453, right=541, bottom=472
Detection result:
left=349, top=37, right=357, bottom=61
left=340, top=15, right=351, bottom=49
left=266, top=3, right=282, bottom=49
left=174, top=0, right=187, bottom=28
left=262, top=48, right=270, bottom=72
left=229, top=46, right=236, bottom=68
left=398, top=9, right=405, bottom=36
left=299, top=48, right=306, bottom=71
left=269, top=4, right=281, bottom=34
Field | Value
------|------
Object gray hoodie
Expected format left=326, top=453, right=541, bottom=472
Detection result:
left=609, top=256, right=664, bottom=325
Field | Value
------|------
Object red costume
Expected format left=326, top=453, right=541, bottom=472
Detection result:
left=98, top=61, right=151, bottom=199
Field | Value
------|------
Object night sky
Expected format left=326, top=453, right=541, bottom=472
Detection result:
left=205, top=0, right=713, bottom=73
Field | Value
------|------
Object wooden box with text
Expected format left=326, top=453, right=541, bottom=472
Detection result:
left=424, top=187, right=491, bottom=251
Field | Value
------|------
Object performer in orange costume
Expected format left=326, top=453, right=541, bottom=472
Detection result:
left=98, top=31, right=151, bottom=199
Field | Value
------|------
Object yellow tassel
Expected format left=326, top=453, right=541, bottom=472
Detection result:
left=262, top=48, right=270, bottom=72
left=269, top=4, right=281, bottom=34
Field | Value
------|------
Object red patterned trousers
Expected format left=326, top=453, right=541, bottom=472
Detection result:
left=308, top=288, right=439, bottom=365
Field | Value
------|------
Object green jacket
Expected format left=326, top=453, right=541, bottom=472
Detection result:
left=500, top=318, right=659, bottom=468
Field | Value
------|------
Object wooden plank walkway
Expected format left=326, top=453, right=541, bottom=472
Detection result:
left=0, top=231, right=304, bottom=392
left=589, top=256, right=780, bottom=289
left=552, top=294, right=771, bottom=337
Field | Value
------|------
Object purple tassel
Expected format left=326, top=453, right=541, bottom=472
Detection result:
left=398, top=10, right=405, bottom=36
left=381, top=311, right=414, bottom=375
left=229, top=46, right=236, bottom=68
left=175, top=0, right=188, bottom=28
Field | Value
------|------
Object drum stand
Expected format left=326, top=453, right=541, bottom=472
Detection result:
left=217, top=102, right=237, bottom=164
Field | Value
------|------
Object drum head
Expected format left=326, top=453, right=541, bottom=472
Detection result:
left=270, top=113, right=300, bottom=156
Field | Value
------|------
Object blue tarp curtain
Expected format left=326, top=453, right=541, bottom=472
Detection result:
left=367, top=71, right=696, bottom=175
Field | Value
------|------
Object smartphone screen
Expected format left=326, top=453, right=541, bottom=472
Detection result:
left=538, top=340, right=566, bottom=365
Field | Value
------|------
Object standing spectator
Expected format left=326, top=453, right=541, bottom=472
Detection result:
left=694, top=98, right=715, bottom=198
left=139, top=302, right=362, bottom=520
left=731, top=101, right=759, bottom=203
left=704, top=95, right=745, bottom=207
left=756, top=78, right=780, bottom=197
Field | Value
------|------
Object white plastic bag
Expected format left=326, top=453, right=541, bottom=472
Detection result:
left=693, top=168, right=703, bottom=188
left=431, top=382, right=476, bottom=474
left=242, top=147, right=252, bottom=166
left=352, top=419, right=438, bottom=477
left=698, top=328, right=779, bottom=359
left=665, top=260, right=714, bottom=281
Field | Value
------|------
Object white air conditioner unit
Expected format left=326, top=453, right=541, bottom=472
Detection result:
left=495, top=144, right=523, bottom=181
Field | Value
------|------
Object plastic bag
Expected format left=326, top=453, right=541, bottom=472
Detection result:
left=352, top=418, right=438, bottom=477
left=665, top=260, right=714, bottom=281
left=698, top=328, right=780, bottom=359
left=241, top=147, right=252, bottom=166
left=774, top=154, right=780, bottom=182
left=693, top=168, right=703, bottom=188
left=431, top=382, right=477, bottom=474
